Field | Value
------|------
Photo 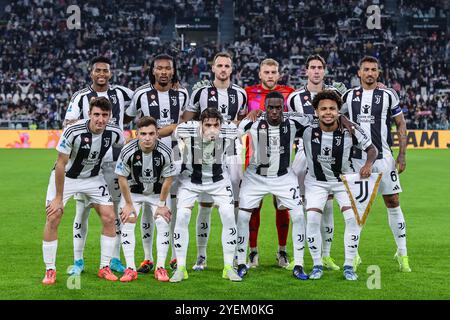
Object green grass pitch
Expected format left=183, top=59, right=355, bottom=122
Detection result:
left=0, top=148, right=449, bottom=300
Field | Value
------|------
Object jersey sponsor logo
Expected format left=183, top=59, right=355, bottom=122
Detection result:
left=82, top=151, right=100, bottom=165
left=161, top=108, right=170, bottom=118
left=219, top=104, right=228, bottom=113
left=90, top=151, right=99, bottom=159
left=149, top=100, right=158, bottom=107
left=142, top=169, right=157, bottom=183
left=357, top=105, right=375, bottom=124
left=157, top=118, right=175, bottom=127
left=317, top=147, right=336, bottom=164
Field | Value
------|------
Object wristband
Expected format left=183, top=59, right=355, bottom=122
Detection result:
left=158, top=200, right=166, bottom=207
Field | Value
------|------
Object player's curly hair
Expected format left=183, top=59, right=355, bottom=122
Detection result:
left=90, top=56, right=112, bottom=69
left=149, top=54, right=179, bottom=85
left=312, top=90, right=342, bottom=110
left=200, top=107, right=223, bottom=124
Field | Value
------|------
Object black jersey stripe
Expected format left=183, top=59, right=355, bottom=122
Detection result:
left=66, top=132, right=91, bottom=178
left=331, top=131, right=345, bottom=181
left=90, top=131, right=113, bottom=177
left=277, top=119, right=291, bottom=176
left=311, top=127, right=327, bottom=182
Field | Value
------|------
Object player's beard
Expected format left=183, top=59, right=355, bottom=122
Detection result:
left=262, top=80, right=276, bottom=90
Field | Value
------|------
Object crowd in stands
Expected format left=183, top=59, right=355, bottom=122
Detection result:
left=0, top=0, right=448, bottom=130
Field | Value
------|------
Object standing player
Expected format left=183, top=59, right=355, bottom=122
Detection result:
left=64, top=56, right=133, bottom=276
left=160, top=108, right=242, bottom=282
left=244, top=58, right=295, bottom=268
left=182, top=52, right=247, bottom=271
left=42, top=97, right=124, bottom=284
left=235, top=91, right=310, bottom=280
left=341, top=56, right=411, bottom=272
left=115, top=116, right=176, bottom=282
left=287, top=54, right=343, bottom=271
left=298, top=90, right=378, bottom=280
left=125, top=54, right=188, bottom=273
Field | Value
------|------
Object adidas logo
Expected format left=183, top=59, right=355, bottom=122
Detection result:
left=149, top=100, right=158, bottom=107
left=304, top=101, right=312, bottom=106
left=174, top=244, right=182, bottom=248
left=134, top=161, right=142, bottom=166
left=74, top=234, right=82, bottom=239
left=143, top=233, right=151, bottom=239
left=393, top=185, right=400, bottom=191
left=353, top=96, right=361, bottom=102
left=198, top=233, right=208, bottom=238
left=238, top=249, right=245, bottom=253
left=122, top=241, right=130, bottom=245
left=208, top=96, right=217, bottom=102
left=312, top=138, right=320, bottom=144
left=81, top=144, right=91, bottom=149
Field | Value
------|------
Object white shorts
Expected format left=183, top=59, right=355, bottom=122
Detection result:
left=177, top=177, right=234, bottom=210
left=46, top=171, right=113, bottom=207
left=291, top=149, right=308, bottom=196
left=103, top=161, right=121, bottom=202
left=304, top=174, right=350, bottom=211
left=170, top=160, right=182, bottom=196
left=239, top=170, right=302, bottom=210
left=119, top=193, right=171, bottom=218
left=352, top=154, right=402, bottom=195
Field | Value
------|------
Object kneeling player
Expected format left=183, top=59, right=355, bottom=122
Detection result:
left=299, top=90, right=378, bottom=280
left=115, top=117, right=176, bottom=282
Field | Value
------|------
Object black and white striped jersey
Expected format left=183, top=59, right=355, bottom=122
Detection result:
left=186, top=83, right=247, bottom=121
left=298, top=122, right=372, bottom=182
left=56, top=119, right=124, bottom=179
left=287, top=85, right=340, bottom=115
left=65, top=85, right=133, bottom=130
left=175, top=121, right=237, bottom=185
left=341, top=87, right=402, bottom=160
left=239, top=114, right=313, bottom=177
left=126, top=84, right=189, bottom=148
left=115, top=139, right=176, bottom=195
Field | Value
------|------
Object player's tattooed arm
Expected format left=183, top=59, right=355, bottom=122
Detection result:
left=394, top=113, right=407, bottom=173
left=338, top=114, right=356, bottom=133
left=360, top=144, right=378, bottom=179
left=154, top=176, right=173, bottom=223
left=118, top=175, right=137, bottom=223
left=46, top=153, right=69, bottom=217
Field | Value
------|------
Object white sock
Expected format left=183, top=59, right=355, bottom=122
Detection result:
left=290, top=207, right=306, bottom=266
left=121, top=223, right=136, bottom=270
left=112, top=202, right=122, bottom=260
left=278, top=245, right=286, bottom=252
left=140, top=204, right=154, bottom=262
left=73, top=200, right=90, bottom=261
left=100, top=235, right=116, bottom=269
left=236, top=210, right=251, bottom=265
left=196, top=205, right=212, bottom=259
left=321, top=199, right=334, bottom=257
left=155, top=216, right=171, bottom=268
left=343, top=209, right=362, bottom=266
left=218, top=204, right=237, bottom=266
left=43, top=240, right=58, bottom=270
left=170, top=196, right=177, bottom=261
left=387, top=206, right=407, bottom=256
left=173, top=207, right=192, bottom=268
left=306, top=211, right=322, bottom=266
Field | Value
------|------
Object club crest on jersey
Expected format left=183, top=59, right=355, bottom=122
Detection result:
left=154, top=157, right=161, bottom=167
left=110, top=94, right=117, bottom=104
left=281, top=125, right=288, bottom=134
left=103, top=137, right=110, bottom=148
left=374, top=95, right=381, bottom=105
left=229, top=94, right=236, bottom=104
left=171, top=96, right=177, bottom=106
left=335, top=136, right=342, bottom=146
left=352, top=96, right=361, bottom=102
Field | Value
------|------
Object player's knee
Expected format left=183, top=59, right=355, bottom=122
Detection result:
left=383, top=194, right=399, bottom=208
left=47, top=213, right=62, bottom=229
left=100, top=209, right=116, bottom=227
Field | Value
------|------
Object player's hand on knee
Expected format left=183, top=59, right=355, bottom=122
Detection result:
left=46, top=198, right=63, bottom=217
left=154, top=206, right=172, bottom=223
left=120, top=204, right=137, bottom=223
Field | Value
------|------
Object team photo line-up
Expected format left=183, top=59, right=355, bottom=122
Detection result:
left=42, top=51, right=411, bottom=285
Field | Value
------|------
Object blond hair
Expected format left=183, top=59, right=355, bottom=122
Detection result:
left=260, top=58, right=279, bottom=69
